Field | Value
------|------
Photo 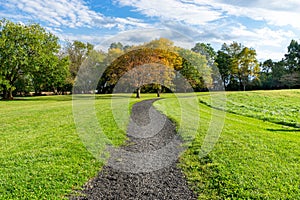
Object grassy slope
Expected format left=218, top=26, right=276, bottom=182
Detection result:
left=0, top=94, right=152, bottom=199
left=154, top=91, right=300, bottom=199
left=199, top=89, right=300, bottom=127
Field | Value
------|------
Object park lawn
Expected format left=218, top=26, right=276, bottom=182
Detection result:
left=0, top=94, right=153, bottom=199
left=198, top=89, right=300, bottom=127
left=1, top=91, right=299, bottom=199
left=154, top=91, right=300, bottom=199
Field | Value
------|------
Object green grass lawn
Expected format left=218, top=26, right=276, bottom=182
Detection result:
left=1, top=91, right=300, bottom=199
left=0, top=94, right=152, bottom=199
left=199, top=89, right=300, bottom=127
left=154, top=91, right=300, bottom=199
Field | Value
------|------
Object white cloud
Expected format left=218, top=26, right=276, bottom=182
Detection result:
left=0, top=0, right=148, bottom=29
left=61, top=34, right=105, bottom=44
left=93, top=28, right=194, bottom=51
left=195, top=23, right=295, bottom=60
left=113, top=0, right=299, bottom=61
left=197, top=0, right=300, bottom=29
left=115, top=0, right=300, bottom=29
left=1, top=0, right=299, bottom=61
left=229, top=27, right=295, bottom=61
left=214, top=0, right=300, bottom=13
left=115, top=0, right=223, bottom=25
left=113, top=0, right=300, bottom=33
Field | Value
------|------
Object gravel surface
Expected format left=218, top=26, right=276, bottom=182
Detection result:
left=71, top=99, right=197, bottom=199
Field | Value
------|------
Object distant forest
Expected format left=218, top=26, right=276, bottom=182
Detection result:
left=1, top=19, right=300, bottom=99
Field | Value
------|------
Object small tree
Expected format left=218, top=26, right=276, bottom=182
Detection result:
left=237, top=47, right=259, bottom=91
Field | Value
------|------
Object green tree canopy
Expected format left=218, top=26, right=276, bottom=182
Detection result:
left=66, top=40, right=94, bottom=80
left=217, top=42, right=259, bottom=91
left=0, top=19, right=64, bottom=99
left=74, top=49, right=106, bottom=94
left=285, top=39, right=300, bottom=71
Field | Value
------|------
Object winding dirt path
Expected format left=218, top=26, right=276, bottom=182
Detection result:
left=71, top=99, right=197, bottom=199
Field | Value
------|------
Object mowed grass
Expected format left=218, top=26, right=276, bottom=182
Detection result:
left=199, top=89, right=300, bottom=127
left=0, top=94, right=152, bottom=199
left=1, top=91, right=300, bottom=199
left=154, top=91, right=300, bottom=199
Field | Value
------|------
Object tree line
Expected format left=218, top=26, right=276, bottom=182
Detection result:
left=1, top=19, right=300, bottom=99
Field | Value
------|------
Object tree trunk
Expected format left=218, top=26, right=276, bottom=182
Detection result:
left=156, top=89, right=160, bottom=97
left=2, top=88, right=13, bottom=100
left=34, top=88, right=40, bottom=96
left=223, top=79, right=227, bottom=91
left=53, top=86, right=58, bottom=95
left=238, top=77, right=243, bottom=91
left=136, top=87, right=141, bottom=98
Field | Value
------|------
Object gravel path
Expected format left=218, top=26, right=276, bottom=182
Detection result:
left=71, top=99, right=197, bottom=199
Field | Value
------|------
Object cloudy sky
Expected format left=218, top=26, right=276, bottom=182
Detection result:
left=0, top=0, right=299, bottom=61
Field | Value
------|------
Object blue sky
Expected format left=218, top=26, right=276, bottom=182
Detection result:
left=0, top=0, right=299, bottom=61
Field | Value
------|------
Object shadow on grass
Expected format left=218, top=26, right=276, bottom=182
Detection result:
left=94, top=94, right=134, bottom=99
left=10, top=95, right=73, bottom=102
left=3, top=94, right=135, bottom=102
left=266, top=128, right=300, bottom=132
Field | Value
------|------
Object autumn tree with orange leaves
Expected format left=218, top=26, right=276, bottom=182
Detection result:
left=103, top=48, right=182, bottom=98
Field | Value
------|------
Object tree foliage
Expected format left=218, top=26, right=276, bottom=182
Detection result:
left=66, top=40, right=93, bottom=79
left=191, top=43, right=221, bottom=90
left=0, top=19, right=67, bottom=99
left=177, top=48, right=211, bottom=91
left=101, top=47, right=182, bottom=97
left=216, top=50, right=232, bottom=89
left=257, top=40, right=300, bottom=90
left=216, top=42, right=259, bottom=90
left=73, top=50, right=106, bottom=94
left=285, top=39, right=300, bottom=71
left=2, top=18, right=300, bottom=98
left=237, top=47, right=259, bottom=91
left=98, top=38, right=212, bottom=97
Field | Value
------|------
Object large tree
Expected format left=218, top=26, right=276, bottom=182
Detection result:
left=117, top=63, right=175, bottom=98
left=103, top=48, right=181, bottom=98
left=259, top=39, right=300, bottom=90
left=30, top=50, right=70, bottom=95
left=216, top=50, right=232, bottom=89
left=259, top=59, right=274, bottom=89
left=192, top=43, right=216, bottom=66
left=191, top=43, right=222, bottom=90
left=285, top=39, right=300, bottom=72
left=66, top=40, right=94, bottom=80
left=0, top=19, right=62, bottom=99
left=281, top=39, right=300, bottom=88
left=177, top=48, right=211, bottom=91
left=216, top=42, right=259, bottom=91
left=74, top=49, right=106, bottom=94
left=271, top=60, right=286, bottom=88
left=99, top=39, right=212, bottom=96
